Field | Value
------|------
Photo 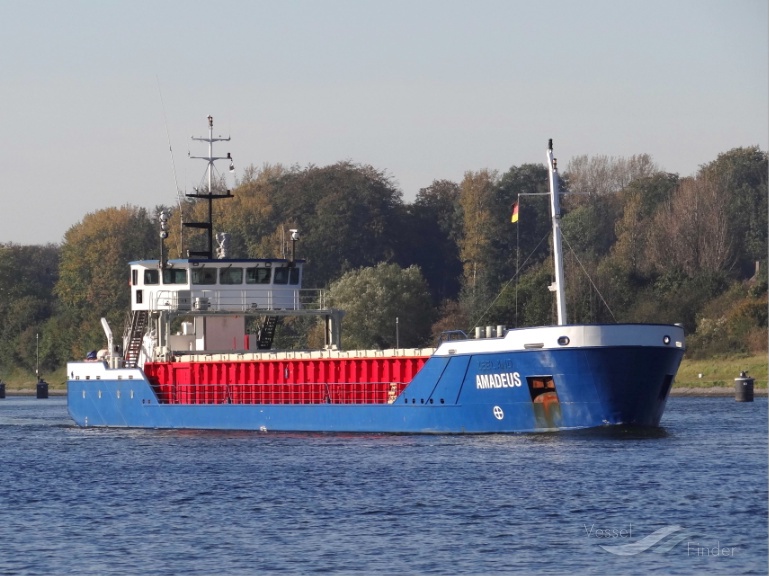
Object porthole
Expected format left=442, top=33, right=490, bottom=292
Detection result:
left=663, top=335, right=671, bottom=345
left=557, top=336, right=570, bottom=346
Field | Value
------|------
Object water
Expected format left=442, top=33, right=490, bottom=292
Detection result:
left=0, top=396, right=766, bottom=576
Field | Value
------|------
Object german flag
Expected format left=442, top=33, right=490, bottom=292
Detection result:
left=510, top=201, right=519, bottom=223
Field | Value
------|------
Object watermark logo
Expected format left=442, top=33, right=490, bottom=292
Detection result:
left=584, top=523, right=737, bottom=557
left=590, top=524, right=686, bottom=556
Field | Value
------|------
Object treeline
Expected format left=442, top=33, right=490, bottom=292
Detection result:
left=0, top=146, right=766, bottom=380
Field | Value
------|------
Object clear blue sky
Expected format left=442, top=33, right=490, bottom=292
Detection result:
left=1, top=0, right=766, bottom=245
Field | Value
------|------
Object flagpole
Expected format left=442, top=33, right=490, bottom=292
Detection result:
left=514, top=195, right=520, bottom=327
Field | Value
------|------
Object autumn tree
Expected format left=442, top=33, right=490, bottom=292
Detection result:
left=55, top=205, right=157, bottom=357
left=565, top=154, right=659, bottom=197
left=608, top=173, right=679, bottom=276
left=458, top=169, right=497, bottom=317
left=647, top=176, right=733, bottom=277
left=214, top=163, right=289, bottom=258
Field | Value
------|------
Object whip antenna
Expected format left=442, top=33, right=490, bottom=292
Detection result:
left=156, top=76, right=184, bottom=255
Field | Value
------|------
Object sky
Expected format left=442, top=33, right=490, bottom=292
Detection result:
left=1, top=0, right=767, bottom=245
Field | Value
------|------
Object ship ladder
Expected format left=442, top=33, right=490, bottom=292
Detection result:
left=256, top=316, right=280, bottom=350
left=124, top=310, right=149, bottom=367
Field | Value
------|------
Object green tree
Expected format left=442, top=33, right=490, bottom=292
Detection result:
left=558, top=194, right=623, bottom=323
left=687, top=272, right=768, bottom=358
left=266, top=162, right=405, bottom=288
left=498, top=261, right=555, bottom=328
left=402, top=180, right=463, bottom=304
left=464, top=163, right=551, bottom=329
left=492, top=164, right=551, bottom=289
left=699, top=146, right=768, bottom=278
left=328, top=263, right=434, bottom=349
left=0, top=244, right=59, bottom=376
left=589, top=173, right=679, bottom=322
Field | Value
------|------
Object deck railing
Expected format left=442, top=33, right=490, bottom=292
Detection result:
left=148, top=288, right=327, bottom=313
left=150, top=380, right=409, bottom=406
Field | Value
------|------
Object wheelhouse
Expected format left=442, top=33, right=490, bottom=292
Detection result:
left=130, top=258, right=305, bottom=312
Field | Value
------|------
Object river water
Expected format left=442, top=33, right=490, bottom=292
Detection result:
left=0, top=396, right=766, bottom=575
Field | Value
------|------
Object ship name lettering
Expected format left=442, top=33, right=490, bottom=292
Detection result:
left=475, top=372, right=521, bottom=389
left=477, top=359, right=513, bottom=371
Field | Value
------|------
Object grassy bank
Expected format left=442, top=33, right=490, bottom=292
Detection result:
left=675, top=354, right=767, bottom=388
left=1, top=366, right=68, bottom=391
left=2, top=354, right=766, bottom=392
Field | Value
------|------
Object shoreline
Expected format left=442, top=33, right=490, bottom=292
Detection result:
left=1, top=388, right=765, bottom=398
left=3, top=389, right=68, bottom=397
left=670, top=387, right=767, bottom=397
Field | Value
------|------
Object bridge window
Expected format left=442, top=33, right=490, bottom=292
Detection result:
left=163, top=268, right=188, bottom=284
left=246, top=267, right=271, bottom=284
left=144, top=270, right=160, bottom=285
left=289, top=268, right=300, bottom=285
left=191, top=268, right=217, bottom=285
left=219, top=267, right=243, bottom=285
left=273, top=267, right=289, bottom=284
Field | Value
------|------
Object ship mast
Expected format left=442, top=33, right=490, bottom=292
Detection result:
left=186, top=115, right=234, bottom=259
left=547, top=139, right=567, bottom=325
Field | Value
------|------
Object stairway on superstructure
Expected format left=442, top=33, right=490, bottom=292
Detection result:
left=257, top=316, right=280, bottom=350
left=124, top=310, right=148, bottom=367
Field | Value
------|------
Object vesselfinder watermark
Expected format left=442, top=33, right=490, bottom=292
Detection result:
left=583, top=523, right=738, bottom=557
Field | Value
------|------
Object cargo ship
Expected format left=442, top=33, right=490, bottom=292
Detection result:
left=67, top=120, right=685, bottom=432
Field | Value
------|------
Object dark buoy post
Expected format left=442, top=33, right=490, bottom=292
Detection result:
left=735, top=371, right=754, bottom=402
left=0, top=380, right=5, bottom=399
left=35, top=332, right=48, bottom=398
left=36, top=380, right=48, bottom=399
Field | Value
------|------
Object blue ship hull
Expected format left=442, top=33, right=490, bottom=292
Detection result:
left=67, top=334, right=684, bottom=433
